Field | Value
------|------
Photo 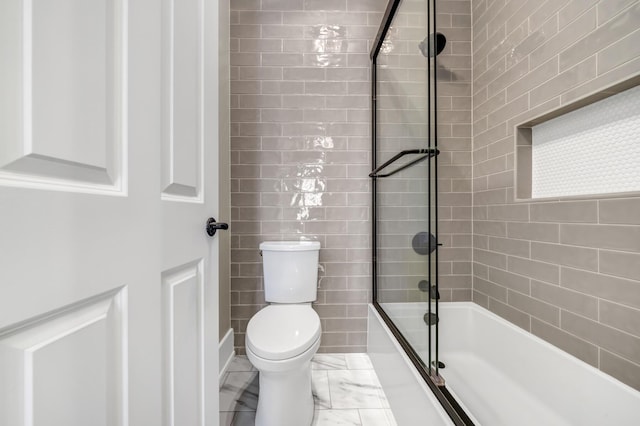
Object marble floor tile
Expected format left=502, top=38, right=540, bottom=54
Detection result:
left=219, top=372, right=259, bottom=412
left=345, top=353, right=374, bottom=370
left=359, top=409, right=398, bottom=426
left=312, top=353, right=347, bottom=370
left=328, top=370, right=390, bottom=409
left=227, top=355, right=255, bottom=372
left=219, top=410, right=256, bottom=426
left=312, top=370, right=332, bottom=409
left=220, top=354, right=398, bottom=426
left=312, top=409, right=361, bottom=426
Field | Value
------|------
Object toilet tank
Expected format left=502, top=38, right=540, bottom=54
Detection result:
left=260, top=241, right=321, bottom=303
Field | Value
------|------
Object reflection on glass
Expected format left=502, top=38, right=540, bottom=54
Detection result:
left=375, top=0, right=440, bottom=380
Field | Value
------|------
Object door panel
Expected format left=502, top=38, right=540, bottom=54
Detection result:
left=0, top=0, right=126, bottom=193
left=0, top=0, right=220, bottom=424
left=161, top=0, right=219, bottom=425
left=0, top=289, right=127, bottom=426
left=162, top=0, right=204, bottom=201
left=162, top=261, right=204, bottom=426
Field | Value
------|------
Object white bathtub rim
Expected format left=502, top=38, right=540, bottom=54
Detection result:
left=439, top=302, right=640, bottom=398
left=379, top=301, right=640, bottom=424
left=368, top=304, right=463, bottom=425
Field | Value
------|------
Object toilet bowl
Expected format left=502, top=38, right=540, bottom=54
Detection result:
left=246, top=305, right=321, bottom=426
left=245, top=241, right=322, bottom=426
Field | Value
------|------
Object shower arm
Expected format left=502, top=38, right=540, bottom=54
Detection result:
left=369, top=148, right=439, bottom=178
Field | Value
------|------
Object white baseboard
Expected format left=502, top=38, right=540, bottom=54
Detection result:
left=219, top=328, right=235, bottom=382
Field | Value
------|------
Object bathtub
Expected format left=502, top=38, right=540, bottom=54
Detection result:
left=372, top=302, right=640, bottom=425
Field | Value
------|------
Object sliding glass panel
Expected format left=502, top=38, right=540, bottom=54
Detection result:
left=372, top=1, right=476, bottom=424
left=427, top=0, right=440, bottom=384
left=374, top=0, right=437, bottom=372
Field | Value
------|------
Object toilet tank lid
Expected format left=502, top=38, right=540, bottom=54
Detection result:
left=260, top=241, right=321, bottom=251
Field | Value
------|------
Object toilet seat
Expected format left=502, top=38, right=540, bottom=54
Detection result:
left=246, top=305, right=321, bottom=361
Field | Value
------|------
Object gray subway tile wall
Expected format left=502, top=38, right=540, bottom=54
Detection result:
left=375, top=0, right=472, bottom=305
left=436, top=0, right=473, bottom=302
left=229, top=0, right=388, bottom=354
left=473, top=0, right=640, bottom=390
left=230, top=0, right=472, bottom=354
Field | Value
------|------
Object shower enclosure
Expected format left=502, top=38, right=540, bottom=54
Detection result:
left=370, top=0, right=640, bottom=424
left=370, top=0, right=471, bottom=424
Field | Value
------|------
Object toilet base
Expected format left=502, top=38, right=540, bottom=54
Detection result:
left=246, top=338, right=321, bottom=426
left=255, top=363, right=314, bottom=426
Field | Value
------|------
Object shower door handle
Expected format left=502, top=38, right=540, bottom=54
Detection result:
left=206, top=217, right=229, bottom=237
left=369, top=148, right=439, bottom=178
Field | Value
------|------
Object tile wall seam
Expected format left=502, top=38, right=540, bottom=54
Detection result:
left=484, top=292, right=610, bottom=341
left=470, top=0, right=475, bottom=298
left=600, top=1, right=635, bottom=26
left=536, top=311, right=604, bottom=343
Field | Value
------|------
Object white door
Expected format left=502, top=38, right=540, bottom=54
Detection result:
left=160, top=0, right=221, bottom=425
left=0, top=0, right=220, bottom=425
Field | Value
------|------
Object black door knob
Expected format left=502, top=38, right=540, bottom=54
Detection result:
left=206, top=218, right=229, bottom=237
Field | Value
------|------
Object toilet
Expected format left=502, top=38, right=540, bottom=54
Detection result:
left=245, top=241, right=322, bottom=426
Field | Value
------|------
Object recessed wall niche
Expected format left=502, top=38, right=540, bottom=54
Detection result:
left=515, top=76, right=640, bottom=200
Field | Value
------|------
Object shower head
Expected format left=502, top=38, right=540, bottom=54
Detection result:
left=418, top=32, right=447, bottom=57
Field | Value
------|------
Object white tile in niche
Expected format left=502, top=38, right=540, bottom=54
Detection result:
left=532, top=84, right=640, bottom=198
left=219, top=410, right=256, bottom=426
left=312, top=370, right=332, bottom=409
left=328, top=370, right=390, bottom=409
left=219, top=372, right=259, bottom=412
left=345, top=353, right=374, bottom=370
left=312, top=353, right=348, bottom=370
left=312, top=409, right=361, bottom=425
left=359, top=409, right=398, bottom=426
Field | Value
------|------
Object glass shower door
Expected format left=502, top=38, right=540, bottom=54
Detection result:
left=372, top=1, right=473, bottom=424
left=372, top=0, right=441, bottom=381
